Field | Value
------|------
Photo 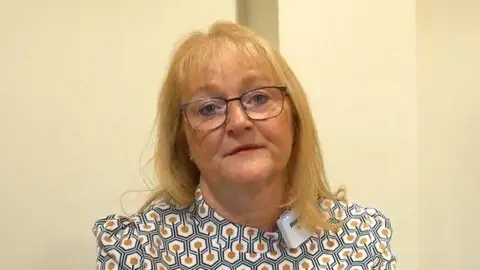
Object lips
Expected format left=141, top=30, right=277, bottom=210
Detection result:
left=226, top=144, right=262, bottom=156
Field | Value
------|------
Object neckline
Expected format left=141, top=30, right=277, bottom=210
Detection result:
left=187, top=187, right=287, bottom=252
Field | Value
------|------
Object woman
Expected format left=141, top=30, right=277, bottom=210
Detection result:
left=93, top=21, right=396, bottom=269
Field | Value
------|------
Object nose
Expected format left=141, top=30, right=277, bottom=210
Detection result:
left=225, top=101, right=252, bottom=133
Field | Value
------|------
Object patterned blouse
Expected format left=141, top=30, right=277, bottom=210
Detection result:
left=93, top=188, right=396, bottom=269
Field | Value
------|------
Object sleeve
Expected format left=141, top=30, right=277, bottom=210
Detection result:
left=92, top=215, right=146, bottom=270
left=365, top=208, right=397, bottom=270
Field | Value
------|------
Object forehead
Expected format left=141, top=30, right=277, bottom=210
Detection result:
left=179, top=38, right=279, bottom=100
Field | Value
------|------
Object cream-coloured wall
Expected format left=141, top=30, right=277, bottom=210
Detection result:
left=275, top=0, right=480, bottom=269
left=417, top=1, right=480, bottom=269
left=277, top=0, right=418, bottom=268
left=0, top=1, right=235, bottom=269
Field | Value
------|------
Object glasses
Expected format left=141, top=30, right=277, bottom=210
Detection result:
left=180, top=86, right=288, bottom=131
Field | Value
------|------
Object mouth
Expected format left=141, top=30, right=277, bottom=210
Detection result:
left=226, top=144, right=263, bottom=156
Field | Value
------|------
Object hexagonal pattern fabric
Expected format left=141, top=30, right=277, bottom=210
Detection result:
left=93, top=189, right=396, bottom=269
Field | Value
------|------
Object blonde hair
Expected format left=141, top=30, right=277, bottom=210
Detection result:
left=140, top=21, right=346, bottom=231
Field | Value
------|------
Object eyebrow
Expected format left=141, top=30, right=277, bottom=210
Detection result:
left=194, top=72, right=269, bottom=96
left=192, top=84, right=223, bottom=101
left=240, top=72, right=268, bottom=88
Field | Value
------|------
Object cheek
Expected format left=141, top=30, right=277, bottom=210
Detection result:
left=263, top=113, right=294, bottom=152
left=184, top=125, right=202, bottom=156
left=185, top=128, right=223, bottom=159
left=277, top=107, right=295, bottom=143
left=201, top=133, right=223, bottom=157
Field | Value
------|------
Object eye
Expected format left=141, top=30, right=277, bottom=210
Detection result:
left=252, top=94, right=268, bottom=104
left=245, top=91, right=270, bottom=106
left=198, top=102, right=223, bottom=116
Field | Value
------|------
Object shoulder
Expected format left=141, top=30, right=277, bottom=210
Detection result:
left=320, top=199, right=397, bottom=269
left=92, top=200, right=177, bottom=270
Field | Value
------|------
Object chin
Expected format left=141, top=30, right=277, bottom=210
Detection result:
left=228, top=171, right=267, bottom=183
left=222, top=159, right=274, bottom=184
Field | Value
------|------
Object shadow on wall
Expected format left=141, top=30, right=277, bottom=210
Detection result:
left=236, top=0, right=279, bottom=49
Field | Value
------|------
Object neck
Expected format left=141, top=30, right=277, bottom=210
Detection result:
left=199, top=175, right=288, bottom=232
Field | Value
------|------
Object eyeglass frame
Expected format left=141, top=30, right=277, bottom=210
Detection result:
left=180, top=85, right=288, bottom=131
